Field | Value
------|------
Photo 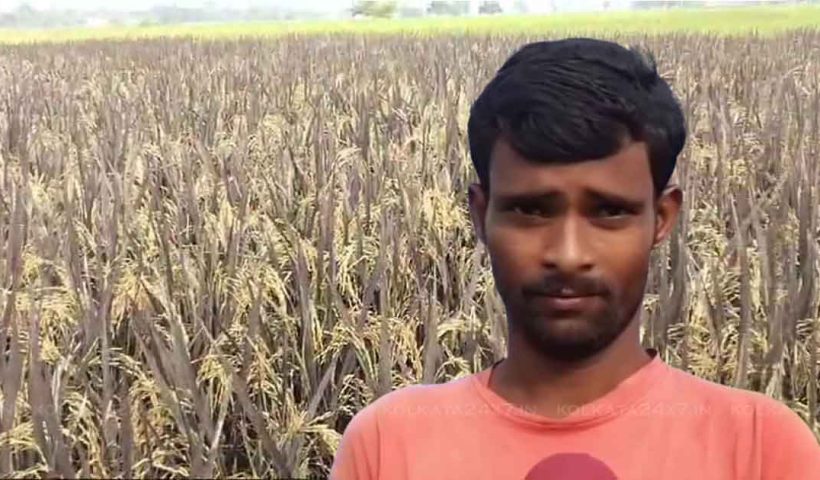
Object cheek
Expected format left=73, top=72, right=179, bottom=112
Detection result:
left=589, top=224, right=654, bottom=289
left=605, top=241, right=653, bottom=293
left=486, top=225, right=535, bottom=261
left=485, top=226, right=538, bottom=282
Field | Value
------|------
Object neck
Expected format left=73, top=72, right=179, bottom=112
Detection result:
left=488, top=319, right=651, bottom=418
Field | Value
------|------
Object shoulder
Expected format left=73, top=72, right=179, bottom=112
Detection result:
left=342, top=372, right=479, bottom=435
left=330, top=374, right=482, bottom=479
left=663, top=365, right=811, bottom=420
left=663, top=365, right=819, bottom=461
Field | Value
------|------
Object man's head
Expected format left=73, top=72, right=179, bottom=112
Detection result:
left=467, top=38, right=685, bottom=363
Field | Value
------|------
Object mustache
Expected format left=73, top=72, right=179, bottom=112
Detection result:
left=522, top=274, right=610, bottom=297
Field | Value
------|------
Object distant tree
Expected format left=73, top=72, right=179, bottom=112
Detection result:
left=512, top=0, right=529, bottom=13
left=11, top=2, right=37, bottom=26
left=15, top=2, right=36, bottom=17
left=427, top=0, right=470, bottom=15
left=352, top=0, right=398, bottom=18
left=479, top=0, right=503, bottom=14
left=397, top=6, right=425, bottom=17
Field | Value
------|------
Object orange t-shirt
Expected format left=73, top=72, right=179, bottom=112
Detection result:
left=330, top=355, right=820, bottom=479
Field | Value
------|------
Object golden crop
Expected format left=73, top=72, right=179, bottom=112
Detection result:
left=0, top=31, right=818, bottom=478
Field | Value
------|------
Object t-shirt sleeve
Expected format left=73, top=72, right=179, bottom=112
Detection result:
left=329, top=405, right=381, bottom=480
left=759, top=398, right=820, bottom=479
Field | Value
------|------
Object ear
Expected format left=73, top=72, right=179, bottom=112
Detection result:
left=653, top=185, right=682, bottom=247
left=468, top=182, right=489, bottom=245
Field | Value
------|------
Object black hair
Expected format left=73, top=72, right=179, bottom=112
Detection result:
left=467, top=38, right=686, bottom=196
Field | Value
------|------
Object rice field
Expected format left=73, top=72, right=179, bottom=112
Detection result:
left=2, top=4, right=820, bottom=44
left=0, top=10, right=819, bottom=479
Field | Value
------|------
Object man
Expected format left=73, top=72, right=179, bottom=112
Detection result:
left=330, top=38, right=820, bottom=479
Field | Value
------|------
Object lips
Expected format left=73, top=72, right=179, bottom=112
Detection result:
left=528, top=288, right=603, bottom=312
left=536, top=294, right=600, bottom=311
left=523, top=278, right=608, bottom=313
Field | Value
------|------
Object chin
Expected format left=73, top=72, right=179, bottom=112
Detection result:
left=535, top=339, right=612, bottom=362
left=520, top=314, right=626, bottom=361
left=529, top=327, right=609, bottom=360
left=532, top=311, right=602, bottom=336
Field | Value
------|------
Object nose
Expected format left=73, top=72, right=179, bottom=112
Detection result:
left=541, top=214, right=594, bottom=274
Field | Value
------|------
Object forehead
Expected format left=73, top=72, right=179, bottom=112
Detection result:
left=488, top=139, right=654, bottom=199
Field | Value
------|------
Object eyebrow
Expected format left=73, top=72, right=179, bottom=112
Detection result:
left=493, top=189, right=646, bottom=210
left=586, top=190, right=646, bottom=211
left=493, top=190, right=563, bottom=205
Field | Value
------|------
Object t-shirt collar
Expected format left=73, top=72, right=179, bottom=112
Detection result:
left=470, top=349, right=669, bottom=430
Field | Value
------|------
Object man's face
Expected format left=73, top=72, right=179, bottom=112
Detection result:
left=469, top=138, right=681, bottom=362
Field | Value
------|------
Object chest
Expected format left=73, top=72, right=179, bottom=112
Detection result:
left=379, top=419, right=757, bottom=480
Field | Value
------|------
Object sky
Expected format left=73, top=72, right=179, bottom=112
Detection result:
left=0, top=0, right=558, bottom=14
left=1, top=0, right=342, bottom=12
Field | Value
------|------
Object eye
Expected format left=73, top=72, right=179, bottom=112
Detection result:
left=594, top=204, right=630, bottom=218
left=513, top=205, right=544, bottom=216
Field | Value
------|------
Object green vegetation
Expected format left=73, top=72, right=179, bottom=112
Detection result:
left=1, top=4, right=819, bottom=44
